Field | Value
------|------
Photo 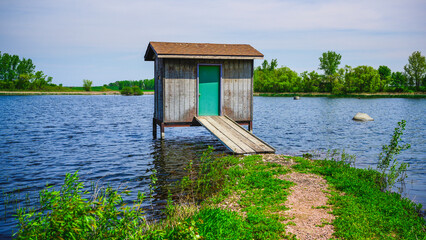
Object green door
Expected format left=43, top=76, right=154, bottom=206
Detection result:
left=199, top=65, right=220, bottom=116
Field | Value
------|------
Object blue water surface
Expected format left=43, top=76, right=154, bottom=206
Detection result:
left=0, top=95, right=424, bottom=238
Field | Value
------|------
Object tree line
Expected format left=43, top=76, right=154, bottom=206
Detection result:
left=254, top=51, right=426, bottom=94
left=0, top=51, right=66, bottom=91
left=108, top=79, right=154, bottom=90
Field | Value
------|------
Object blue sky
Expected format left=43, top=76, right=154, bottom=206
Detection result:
left=1, top=0, right=425, bottom=86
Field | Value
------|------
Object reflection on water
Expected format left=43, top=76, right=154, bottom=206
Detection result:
left=149, top=137, right=227, bottom=216
left=0, top=95, right=425, bottom=238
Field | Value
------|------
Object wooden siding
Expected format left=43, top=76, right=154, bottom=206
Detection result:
left=163, top=59, right=197, bottom=122
left=155, top=59, right=253, bottom=123
left=154, top=57, right=164, bottom=122
left=222, top=59, right=253, bottom=121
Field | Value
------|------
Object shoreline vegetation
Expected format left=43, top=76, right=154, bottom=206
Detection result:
left=0, top=91, right=423, bottom=98
left=14, top=153, right=426, bottom=239
left=0, top=90, right=154, bottom=95
left=254, top=92, right=426, bottom=98
left=2, top=51, right=425, bottom=98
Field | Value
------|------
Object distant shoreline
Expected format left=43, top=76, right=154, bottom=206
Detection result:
left=0, top=91, right=423, bottom=98
left=254, top=92, right=426, bottom=98
left=0, top=91, right=154, bottom=95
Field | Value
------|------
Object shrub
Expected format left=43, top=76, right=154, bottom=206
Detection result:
left=121, top=86, right=133, bottom=95
left=15, top=172, right=147, bottom=239
left=132, top=86, right=143, bottom=95
left=82, top=79, right=92, bottom=91
left=377, top=120, right=411, bottom=192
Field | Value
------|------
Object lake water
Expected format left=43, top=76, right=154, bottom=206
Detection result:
left=0, top=95, right=425, bottom=238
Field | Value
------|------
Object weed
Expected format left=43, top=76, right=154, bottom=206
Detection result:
left=14, top=172, right=148, bottom=239
left=149, top=169, right=158, bottom=209
left=377, top=120, right=411, bottom=192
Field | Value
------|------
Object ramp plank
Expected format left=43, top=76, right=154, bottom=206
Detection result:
left=196, top=116, right=275, bottom=154
left=196, top=117, right=245, bottom=154
left=206, top=116, right=256, bottom=154
left=221, top=116, right=275, bottom=152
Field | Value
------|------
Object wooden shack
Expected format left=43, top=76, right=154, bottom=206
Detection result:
left=144, top=42, right=275, bottom=154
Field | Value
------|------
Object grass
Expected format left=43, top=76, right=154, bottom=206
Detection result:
left=147, top=154, right=296, bottom=240
left=14, top=153, right=426, bottom=239
left=69, top=86, right=115, bottom=91
left=292, top=156, right=425, bottom=239
left=69, top=86, right=154, bottom=92
left=0, top=87, right=154, bottom=95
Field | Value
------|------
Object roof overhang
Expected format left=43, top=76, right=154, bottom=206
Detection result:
left=156, top=54, right=263, bottom=60
left=144, top=42, right=264, bottom=61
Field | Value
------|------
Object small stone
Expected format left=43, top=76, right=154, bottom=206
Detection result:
left=353, top=112, right=374, bottom=121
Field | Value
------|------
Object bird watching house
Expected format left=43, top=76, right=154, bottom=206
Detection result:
left=144, top=42, right=275, bottom=154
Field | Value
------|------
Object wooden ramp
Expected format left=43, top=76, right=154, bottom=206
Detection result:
left=195, top=116, right=275, bottom=154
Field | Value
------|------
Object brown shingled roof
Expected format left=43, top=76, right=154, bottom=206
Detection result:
left=144, top=42, right=263, bottom=61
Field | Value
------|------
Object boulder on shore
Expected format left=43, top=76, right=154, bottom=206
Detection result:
left=353, top=112, right=374, bottom=121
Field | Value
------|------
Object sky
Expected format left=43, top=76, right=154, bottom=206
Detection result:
left=1, top=0, right=425, bottom=86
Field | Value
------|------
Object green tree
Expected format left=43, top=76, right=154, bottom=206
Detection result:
left=31, top=71, right=50, bottom=90
left=378, top=66, right=392, bottom=91
left=254, top=59, right=277, bottom=92
left=390, top=72, right=407, bottom=92
left=300, top=71, right=321, bottom=92
left=276, top=66, right=301, bottom=92
left=404, top=51, right=426, bottom=89
left=319, top=51, right=342, bottom=76
left=83, top=79, right=92, bottom=91
left=1, top=51, right=55, bottom=90
left=142, top=78, right=155, bottom=90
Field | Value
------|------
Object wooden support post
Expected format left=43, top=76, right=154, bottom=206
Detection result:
left=160, top=123, right=165, bottom=139
left=152, top=118, right=157, bottom=139
left=249, top=121, right=253, bottom=133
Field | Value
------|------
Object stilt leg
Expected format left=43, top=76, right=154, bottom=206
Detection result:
left=249, top=121, right=253, bottom=133
left=152, top=118, right=157, bottom=139
left=160, top=123, right=165, bottom=139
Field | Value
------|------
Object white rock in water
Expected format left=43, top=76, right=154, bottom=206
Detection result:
left=294, top=96, right=300, bottom=100
left=353, top=112, right=374, bottom=121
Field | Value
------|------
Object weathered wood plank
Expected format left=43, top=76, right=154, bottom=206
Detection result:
left=243, top=60, right=250, bottom=120
left=216, top=116, right=266, bottom=152
left=222, top=60, right=231, bottom=117
left=155, top=60, right=158, bottom=119
left=196, top=116, right=274, bottom=154
left=177, top=60, right=183, bottom=121
left=222, top=116, right=274, bottom=152
left=250, top=59, right=254, bottom=120
left=238, top=60, right=244, bottom=120
left=164, top=61, right=170, bottom=121
left=159, top=58, right=164, bottom=122
left=231, top=60, right=237, bottom=120
left=196, top=117, right=245, bottom=154
left=184, top=60, right=190, bottom=121
left=209, top=116, right=260, bottom=153
left=189, top=63, right=196, bottom=119
left=206, top=116, right=255, bottom=154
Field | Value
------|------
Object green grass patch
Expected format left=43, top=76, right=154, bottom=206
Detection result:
left=291, top=157, right=425, bottom=239
left=191, top=155, right=295, bottom=239
left=14, top=152, right=425, bottom=239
